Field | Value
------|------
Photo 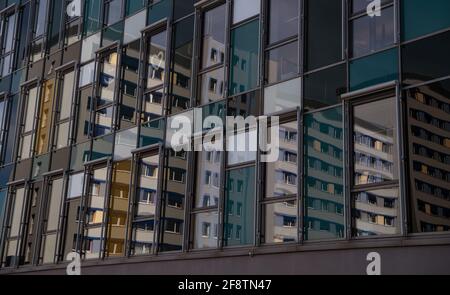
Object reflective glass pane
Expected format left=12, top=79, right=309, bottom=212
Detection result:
left=266, top=41, right=298, bottom=84
left=229, top=19, right=260, bottom=96
left=264, top=77, right=301, bottom=115
left=349, top=48, right=398, bottom=91
left=350, top=6, right=395, bottom=58
left=106, top=160, right=131, bottom=257
left=354, top=98, right=399, bottom=185
left=304, top=64, right=346, bottom=111
left=193, top=212, right=219, bottom=249
left=304, top=107, right=345, bottom=241
left=147, top=31, right=166, bottom=89
left=263, top=201, right=298, bottom=244
left=195, top=150, right=222, bottom=208
left=402, top=0, right=450, bottom=41
left=202, top=4, right=226, bottom=68
left=224, top=166, right=256, bottom=246
left=352, top=188, right=400, bottom=236
left=233, top=0, right=260, bottom=24
left=265, top=121, right=298, bottom=198
left=199, top=68, right=225, bottom=105
left=405, top=80, right=450, bottom=233
left=269, top=0, right=299, bottom=44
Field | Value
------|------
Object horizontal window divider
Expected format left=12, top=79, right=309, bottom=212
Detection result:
left=226, top=161, right=256, bottom=171
left=142, top=18, right=168, bottom=35
left=351, top=181, right=400, bottom=193
left=191, top=207, right=219, bottom=214
left=402, top=74, right=450, bottom=90
left=265, top=36, right=299, bottom=52
left=260, top=196, right=298, bottom=205
left=197, top=64, right=224, bottom=76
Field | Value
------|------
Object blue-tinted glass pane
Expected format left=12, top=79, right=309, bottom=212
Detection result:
left=350, top=48, right=398, bottom=91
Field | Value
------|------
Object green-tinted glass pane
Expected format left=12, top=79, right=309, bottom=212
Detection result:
left=229, top=20, right=260, bottom=96
left=71, top=141, right=91, bottom=171
left=304, top=106, right=345, bottom=241
left=125, top=0, right=146, bottom=16
left=102, top=21, right=124, bottom=47
left=139, top=118, right=165, bottom=148
left=148, top=0, right=172, bottom=25
left=224, top=167, right=256, bottom=247
left=350, top=48, right=398, bottom=91
left=84, top=0, right=102, bottom=36
left=402, top=0, right=450, bottom=41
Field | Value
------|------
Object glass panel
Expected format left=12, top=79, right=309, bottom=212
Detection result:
left=143, top=89, right=164, bottom=122
left=228, top=90, right=260, bottom=118
left=269, top=0, right=299, bottom=44
left=107, top=0, right=123, bottom=26
left=60, top=71, right=75, bottom=120
left=304, top=64, right=346, bottom=111
left=98, top=52, right=118, bottom=106
left=354, top=98, right=399, bottom=185
left=84, top=0, right=102, bottom=35
left=199, top=68, right=225, bottom=105
left=124, top=9, right=146, bottom=44
left=402, top=0, right=450, bottom=41
left=42, top=234, right=57, bottom=264
left=131, top=154, right=159, bottom=254
left=120, top=40, right=140, bottom=129
left=224, top=166, right=256, bottom=246
left=266, top=41, right=298, bottom=84
left=229, top=19, right=260, bottom=96
left=79, top=62, right=96, bottom=87
left=160, top=149, right=188, bottom=252
left=227, top=129, right=257, bottom=165
left=265, top=121, right=298, bottom=198
left=106, top=160, right=131, bottom=257
left=263, top=201, right=298, bottom=244
left=68, top=173, right=84, bottom=199
left=233, top=0, right=260, bottom=24
left=139, top=118, right=165, bottom=147
left=304, top=106, right=345, bottom=241
left=56, top=122, right=70, bottom=149
left=405, top=80, right=450, bottom=233
left=81, top=33, right=101, bottom=63
left=402, top=31, right=450, bottom=87
left=349, top=48, right=398, bottom=91
left=147, top=31, right=167, bottom=89
left=193, top=212, right=219, bottom=249
left=306, top=0, right=342, bottom=71
left=114, top=127, right=138, bottom=161
left=170, top=16, right=194, bottom=114
left=350, top=6, right=395, bottom=58
left=10, top=188, right=25, bottom=238
left=35, top=0, right=48, bottom=37
left=264, top=77, right=301, bottom=115
left=352, top=188, right=400, bottom=236
left=46, top=178, right=64, bottom=232
left=36, top=80, right=55, bottom=155
left=24, top=87, right=38, bottom=133
left=83, top=167, right=108, bottom=260
left=195, top=150, right=222, bottom=208
left=352, top=0, right=392, bottom=15
left=202, top=4, right=226, bottom=69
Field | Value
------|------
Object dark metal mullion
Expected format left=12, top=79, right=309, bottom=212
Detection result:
left=345, top=99, right=353, bottom=239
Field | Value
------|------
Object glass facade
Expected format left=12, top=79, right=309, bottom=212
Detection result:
left=0, top=0, right=449, bottom=271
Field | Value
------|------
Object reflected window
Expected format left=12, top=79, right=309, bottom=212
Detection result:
left=266, top=41, right=298, bottom=85
left=263, top=201, right=298, bottom=244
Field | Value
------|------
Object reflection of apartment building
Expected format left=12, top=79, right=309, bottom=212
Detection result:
left=407, top=84, right=450, bottom=233
left=306, top=111, right=345, bottom=240
left=194, top=151, right=221, bottom=248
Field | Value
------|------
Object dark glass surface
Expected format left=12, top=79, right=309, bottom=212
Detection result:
left=402, top=31, right=450, bottom=87
left=304, top=64, right=346, bottom=111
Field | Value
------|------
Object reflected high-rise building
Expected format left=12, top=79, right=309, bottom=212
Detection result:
left=406, top=82, right=450, bottom=233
